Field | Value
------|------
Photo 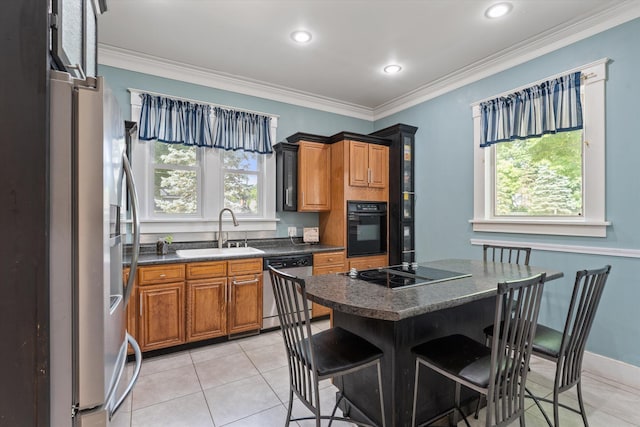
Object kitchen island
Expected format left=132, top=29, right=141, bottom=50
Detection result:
left=303, top=259, right=563, bottom=427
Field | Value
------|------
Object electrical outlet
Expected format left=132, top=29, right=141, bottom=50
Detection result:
left=288, top=227, right=297, bottom=237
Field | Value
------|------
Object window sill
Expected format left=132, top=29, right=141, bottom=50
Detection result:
left=470, top=218, right=610, bottom=237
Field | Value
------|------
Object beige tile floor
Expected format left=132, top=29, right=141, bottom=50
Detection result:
left=114, top=320, right=640, bottom=427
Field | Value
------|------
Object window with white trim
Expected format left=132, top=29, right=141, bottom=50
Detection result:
left=129, top=91, right=277, bottom=236
left=471, top=59, right=610, bottom=237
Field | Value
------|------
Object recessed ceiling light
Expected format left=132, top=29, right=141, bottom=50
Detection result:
left=383, top=64, right=402, bottom=74
left=291, top=30, right=312, bottom=43
left=485, top=2, right=512, bottom=19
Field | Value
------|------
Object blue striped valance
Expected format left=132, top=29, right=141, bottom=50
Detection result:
left=138, top=93, right=213, bottom=147
left=213, top=107, right=273, bottom=154
left=480, top=71, right=583, bottom=147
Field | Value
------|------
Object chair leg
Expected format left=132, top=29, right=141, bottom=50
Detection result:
left=285, top=389, right=294, bottom=427
left=473, top=395, right=483, bottom=419
left=576, top=380, right=590, bottom=427
left=377, top=361, right=386, bottom=427
left=327, top=392, right=342, bottom=427
left=412, top=359, right=421, bottom=427
left=553, top=386, right=560, bottom=427
left=519, top=413, right=526, bottom=427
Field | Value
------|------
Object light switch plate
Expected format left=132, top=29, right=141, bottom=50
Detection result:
left=303, top=227, right=319, bottom=243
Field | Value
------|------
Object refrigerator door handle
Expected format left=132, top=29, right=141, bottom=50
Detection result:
left=110, top=332, right=142, bottom=418
left=123, top=153, right=140, bottom=306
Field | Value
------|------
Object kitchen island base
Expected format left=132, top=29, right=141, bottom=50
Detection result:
left=333, top=297, right=496, bottom=427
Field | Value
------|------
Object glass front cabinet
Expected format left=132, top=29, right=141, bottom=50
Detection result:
left=371, top=124, right=418, bottom=265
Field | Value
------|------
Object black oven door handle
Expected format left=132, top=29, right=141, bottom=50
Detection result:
left=349, top=213, right=386, bottom=219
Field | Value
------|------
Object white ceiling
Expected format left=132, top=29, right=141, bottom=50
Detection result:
left=98, top=0, right=640, bottom=119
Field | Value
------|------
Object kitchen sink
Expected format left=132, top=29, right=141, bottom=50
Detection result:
left=175, top=247, right=265, bottom=259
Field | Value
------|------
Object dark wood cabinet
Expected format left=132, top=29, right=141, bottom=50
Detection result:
left=275, top=142, right=299, bottom=211
left=371, top=124, right=418, bottom=265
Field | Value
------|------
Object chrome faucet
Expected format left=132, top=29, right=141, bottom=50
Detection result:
left=217, top=208, right=239, bottom=248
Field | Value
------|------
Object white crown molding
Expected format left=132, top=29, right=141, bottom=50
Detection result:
left=99, top=1, right=640, bottom=123
left=373, top=0, right=640, bottom=120
left=98, top=44, right=375, bottom=121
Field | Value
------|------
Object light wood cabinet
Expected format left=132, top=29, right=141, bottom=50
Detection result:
left=228, top=258, right=263, bottom=334
left=347, top=141, right=388, bottom=189
left=298, top=141, right=331, bottom=212
left=312, top=251, right=346, bottom=317
left=349, top=141, right=388, bottom=189
left=136, top=258, right=263, bottom=352
left=348, top=254, right=389, bottom=271
left=137, top=263, right=186, bottom=352
left=186, top=261, right=227, bottom=342
left=138, top=281, right=185, bottom=352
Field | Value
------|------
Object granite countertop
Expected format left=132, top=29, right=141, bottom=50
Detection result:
left=303, top=259, right=563, bottom=322
left=127, top=239, right=344, bottom=266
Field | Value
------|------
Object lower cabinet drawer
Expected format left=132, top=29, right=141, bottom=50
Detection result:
left=138, top=263, right=185, bottom=285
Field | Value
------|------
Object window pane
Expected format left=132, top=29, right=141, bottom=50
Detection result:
left=154, top=169, right=198, bottom=214
left=495, top=130, right=583, bottom=216
left=223, top=150, right=258, bottom=171
left=154, top=141, right=196, bottom=166
left=224, top=172, right=258, bottom=214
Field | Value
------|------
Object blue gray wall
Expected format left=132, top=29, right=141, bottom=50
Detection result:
left=375, top=18, right=640, bottom=367
left=101, top=17, right=640, bottom=367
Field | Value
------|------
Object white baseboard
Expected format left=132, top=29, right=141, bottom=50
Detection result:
left=583, top=351, right=640, bottom=391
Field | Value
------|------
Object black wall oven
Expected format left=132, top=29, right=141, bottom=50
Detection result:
left=347, top=201, right=387, bottom=257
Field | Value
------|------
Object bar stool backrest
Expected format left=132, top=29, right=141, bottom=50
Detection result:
left=556, top=265, right=611, bottom=392
left=268, top=266, right=319, bottom=409
left=483, top=244, right=531, bottom=265
left=488, top=273, right=546, bottom=427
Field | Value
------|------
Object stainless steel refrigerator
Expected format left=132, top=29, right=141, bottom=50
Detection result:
left=50, top=70, right=141, bottom=426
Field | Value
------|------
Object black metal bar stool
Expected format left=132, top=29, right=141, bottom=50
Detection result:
left=411, top=273, right=547, bottom=427
left=524, top=265, right=611, bottom=427
left=268, top=265, right=386, bottom=427
left=483, top=244, right=532, bottom=265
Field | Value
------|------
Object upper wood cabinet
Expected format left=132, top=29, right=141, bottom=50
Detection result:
left=298, top=141, right=331, bottom=212
left=275, top=142, right=299, bottom=211
left=349, top=141, right=388, bottom=189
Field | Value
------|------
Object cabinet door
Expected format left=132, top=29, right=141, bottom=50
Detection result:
left=187, top=278, right=227, bottom=342
left=138, top=282, right=185, bottom=351
left=276, top=143, right=299, bottom=211
left=368, top=144, right=388, bottom=188
left=298, top=141, right=331, bottom=211
left=349, top=141, right=370, bottom=187
left=228, top=273, right=263, bottom=334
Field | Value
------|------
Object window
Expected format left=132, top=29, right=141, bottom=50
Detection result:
left=494, top=130, right=583, bottom=217
left=152, top=142, right=200, bottom=215
left=222, top=150, right=261, bottom=215
left=471, top=59, right=609, bottom=237
left=130, top=91, right=277, bottom=236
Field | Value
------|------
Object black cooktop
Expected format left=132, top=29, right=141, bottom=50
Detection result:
left=349, top=265, right=471, bottom=289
